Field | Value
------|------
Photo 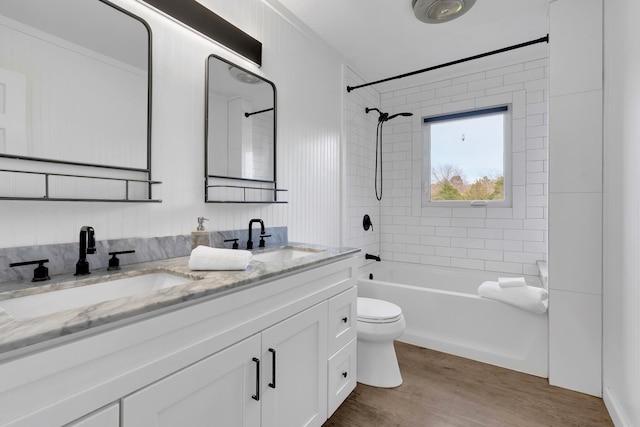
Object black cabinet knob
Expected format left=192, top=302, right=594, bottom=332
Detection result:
left=342, top=316, right=348, bottom=323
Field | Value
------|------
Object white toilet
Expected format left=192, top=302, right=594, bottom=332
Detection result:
left=356, top=297, right=406, bottom=388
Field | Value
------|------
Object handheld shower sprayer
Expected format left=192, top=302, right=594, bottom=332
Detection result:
left=365, top=107, right=414, bottom=201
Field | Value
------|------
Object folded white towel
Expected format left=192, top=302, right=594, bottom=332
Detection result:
left=498, top=277, right=526, bottom=288
left=478, top=281, right=548, bottom=314
left=189, top=246, right=252, bottom=271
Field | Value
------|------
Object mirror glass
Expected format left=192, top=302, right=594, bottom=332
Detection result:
left=206, top=55, right=276, bottom=182
left=0, top=0, right=150, bottom=169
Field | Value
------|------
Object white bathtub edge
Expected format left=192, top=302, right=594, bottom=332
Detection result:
left=398, top=332, right=548, bottom=378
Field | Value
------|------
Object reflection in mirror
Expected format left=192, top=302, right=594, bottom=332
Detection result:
left=0, top=0, right=150, bottom=170
left=206, top=55, right=276, bottom=182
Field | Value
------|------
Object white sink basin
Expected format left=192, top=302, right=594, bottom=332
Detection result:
left=253, top=247, right=325, bottom=263
left=0, top=272, right=193, bottom=320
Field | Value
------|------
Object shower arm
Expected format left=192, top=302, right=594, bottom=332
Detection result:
left=365, top=107, right=412, bottom=123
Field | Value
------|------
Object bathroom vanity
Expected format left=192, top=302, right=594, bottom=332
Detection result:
left=0, top=245, right=359, bottom=427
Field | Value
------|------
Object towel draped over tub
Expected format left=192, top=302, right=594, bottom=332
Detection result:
left=478, top=281, right=548, bottom=314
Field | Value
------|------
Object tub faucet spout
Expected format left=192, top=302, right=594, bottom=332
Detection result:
left=365, top=253, right=381, bottom=262
left=75, top=226, right=96, bottom=276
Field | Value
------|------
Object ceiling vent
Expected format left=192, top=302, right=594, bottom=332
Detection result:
left=412, top=0, right=476, bottom=24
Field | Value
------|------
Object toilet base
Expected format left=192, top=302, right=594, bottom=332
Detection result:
left=357, top=339, right=403, bottom=388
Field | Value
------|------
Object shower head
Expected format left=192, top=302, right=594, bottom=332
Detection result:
left=387, top=112, right=414, bottom=121
left=366, top=107, right=413, bottom=123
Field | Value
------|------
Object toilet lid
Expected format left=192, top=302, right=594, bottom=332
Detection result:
left=357, top=297, right=403, bottom=322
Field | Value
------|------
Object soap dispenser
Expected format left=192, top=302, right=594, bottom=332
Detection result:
left=191, top=217, right=210, bottom=250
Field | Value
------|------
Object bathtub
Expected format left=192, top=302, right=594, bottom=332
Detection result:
left=358, top=261, right=548, bottom=377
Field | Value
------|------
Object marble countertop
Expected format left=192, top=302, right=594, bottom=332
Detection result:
left=0, top=243, right=360, bottom=356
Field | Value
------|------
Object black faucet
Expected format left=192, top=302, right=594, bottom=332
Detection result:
left=247, top=219, right=265, bottom=250
left=365, top=253, right=381, bottom=262
left=75, top=226, right=96, bottom=276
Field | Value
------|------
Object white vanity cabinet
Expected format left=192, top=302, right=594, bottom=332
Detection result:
left=122, top=302, right=328, bottom=427
left=326, top=287, right=358, bottom=416
left=0, top=255, right=358, bottom=427
left=122, top=334, right=262, bottom=426
left=65, top=403, right=119, bottom=427
left=261, top=301, right=327, bottom=427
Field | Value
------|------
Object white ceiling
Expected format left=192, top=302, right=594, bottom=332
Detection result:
left=272, top=0, right=549, bottom=91
left=0, top=0, right=148, bottom=70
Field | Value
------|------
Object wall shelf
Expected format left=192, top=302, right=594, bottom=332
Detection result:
left=205, top=181, right=287, bottom=204
left=0, top=165, right=162, bottom=203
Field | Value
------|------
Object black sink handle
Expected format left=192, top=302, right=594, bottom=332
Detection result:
left=107, top=250, right=136, bottom=271
left=108, top=250, right=136, bottom=256
left=10, top=259, right=51, bottom=282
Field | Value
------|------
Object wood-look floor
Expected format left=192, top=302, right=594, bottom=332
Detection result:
left=324, top=342, right=613, bottom=427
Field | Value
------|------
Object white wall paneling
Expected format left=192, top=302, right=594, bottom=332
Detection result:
left=548, top=289, right=602, bottom=396
left=0, top=0, right=345, bottom=249
left=548, top=0, right=603, bottom=398
left=602, top=0, right=640, bottom=424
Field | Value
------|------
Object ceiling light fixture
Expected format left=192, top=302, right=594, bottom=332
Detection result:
left=412, top=0, right=476, bottom=24
left=228, top=65, right=261, bottom=84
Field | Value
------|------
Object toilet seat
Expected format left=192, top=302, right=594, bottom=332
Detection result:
left=357, top=297, right=403, bottom=324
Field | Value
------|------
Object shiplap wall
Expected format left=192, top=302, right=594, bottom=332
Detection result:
left=0, top=0, right=344, bottom=249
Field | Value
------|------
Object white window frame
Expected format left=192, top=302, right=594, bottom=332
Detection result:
left=422, top=105, right=512, bottom=208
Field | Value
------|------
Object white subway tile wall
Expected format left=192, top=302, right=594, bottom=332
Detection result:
left=346, top=56, right=548, bottom=275
left=343, top=66, right=381, bottom=260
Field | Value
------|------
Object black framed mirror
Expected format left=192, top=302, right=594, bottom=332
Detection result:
left=0, top=0, right=150, bottom=169
left=205, top=54, right=276, bottom=182
left=205, top=55, right=282, bottom=203
left=0, top=0, right=156, bottom=202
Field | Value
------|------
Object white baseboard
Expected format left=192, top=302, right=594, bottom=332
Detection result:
left=603, top=387, right=630, bottom=427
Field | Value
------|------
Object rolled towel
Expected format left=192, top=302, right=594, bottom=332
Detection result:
left=189, top=246, right=252, bottom=271
left=498, top=276, right=526, bottom=288
left=478, top=281, right=548, bottom=314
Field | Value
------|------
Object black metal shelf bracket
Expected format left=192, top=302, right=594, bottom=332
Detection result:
left=205, top=180, right=287, bottom=204
left=0, top=168, right=162, bottom=202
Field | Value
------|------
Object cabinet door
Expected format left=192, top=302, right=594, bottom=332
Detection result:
left=261, top=302, right=328, bottom=427
left=122, top=334, right=261, bottom=427
left=65, top=403, right=119, bottom=427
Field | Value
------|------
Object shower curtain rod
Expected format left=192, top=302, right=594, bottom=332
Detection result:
left=346, top=34, right=549, bottom=93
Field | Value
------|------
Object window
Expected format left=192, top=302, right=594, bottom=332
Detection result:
left=422, top=106, right=511, bottom=207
